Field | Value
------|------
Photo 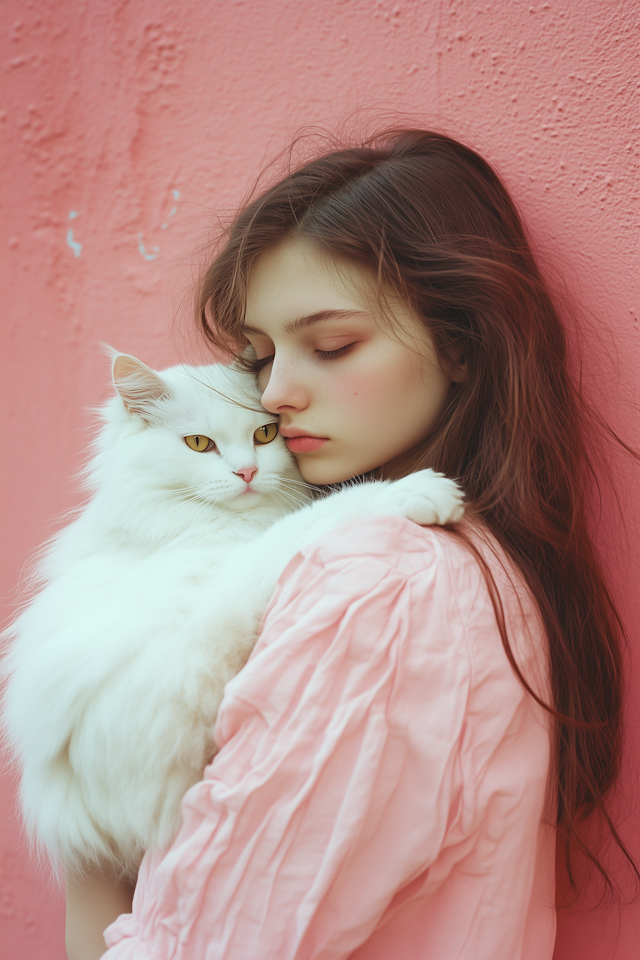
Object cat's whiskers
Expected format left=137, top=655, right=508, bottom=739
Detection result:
left=275, top=475, right=323, bottom=493
left=273, top=477, right=320, bottom=507
left=272, top=480, right=312, bottom=504
left=116, top=472, right=312, bottom=537
left=270, top=489, right=310, bottom=513
left=269, top=490, right=302, bottom=511
left=272, top=476, right=309, bottom=493
left=116, top=489, right=221, bottom=539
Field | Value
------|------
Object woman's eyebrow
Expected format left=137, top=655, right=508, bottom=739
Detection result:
left=242, top=309, right=369, bottom=336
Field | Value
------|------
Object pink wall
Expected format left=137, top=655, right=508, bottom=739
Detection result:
left=1, top=2, right=638, bottom=957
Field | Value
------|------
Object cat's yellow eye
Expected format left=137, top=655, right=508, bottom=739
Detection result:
left=253, top=423, right=278, bottom=445
left=184, top=434, right=215, bottom=453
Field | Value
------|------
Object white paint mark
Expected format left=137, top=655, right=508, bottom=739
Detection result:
left=161, top=191, right=180, bottom=229
left=67, top=228, right=82, bottom=257
left=138, top=233, right=159, bottom=261
left=67, top=230, right=82, bottom=257
left=67, top=211, right=82, bottom=256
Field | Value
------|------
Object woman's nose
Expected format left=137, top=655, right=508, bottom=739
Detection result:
left=260, top=357, right=309, bottom=413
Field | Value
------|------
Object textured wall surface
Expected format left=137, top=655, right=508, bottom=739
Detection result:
left=1, top=2, right=638, bottom=957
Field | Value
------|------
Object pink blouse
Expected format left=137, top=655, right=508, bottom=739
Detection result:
left=103, top=517, right=556, bottom=960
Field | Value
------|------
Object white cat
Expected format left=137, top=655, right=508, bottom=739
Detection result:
left=2, top=354, right=464, bottom=880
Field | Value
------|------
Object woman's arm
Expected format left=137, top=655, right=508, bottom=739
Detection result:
left=66, top=864, right=135, bottom=960
left=100, top=519, right=472, bottom=959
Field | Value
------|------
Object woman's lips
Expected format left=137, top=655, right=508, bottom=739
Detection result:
left=284, top=436, right=328, bottom=453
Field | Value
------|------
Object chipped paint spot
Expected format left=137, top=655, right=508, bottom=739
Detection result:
left=138, top=233, right=159, bottom=261
left=66, top=230, right=82, bottom=257
left=66, top=211, right=82, bottom=257
left=161, top=191, right=180, bottom=229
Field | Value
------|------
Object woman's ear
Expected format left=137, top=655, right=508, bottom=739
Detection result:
left=449, top=361, right=467, bottom=384
left=112, top=354, right=172, bottom=419
left=440, top=342, right=467, bottom=384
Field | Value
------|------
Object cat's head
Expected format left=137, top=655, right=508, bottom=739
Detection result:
left=100, top=353, right=309, bottom=517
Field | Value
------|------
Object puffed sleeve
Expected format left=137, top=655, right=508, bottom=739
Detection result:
left=103, top=517, right=472, bottom=960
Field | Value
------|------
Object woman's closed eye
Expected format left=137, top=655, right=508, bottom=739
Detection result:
left=253, top=354, right=274, bottom=371
left=314, top=334, right=358, bottom=361
left=315, top=343, right=356, bottom=361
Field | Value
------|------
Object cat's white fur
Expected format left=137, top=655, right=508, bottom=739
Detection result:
left=2, top=356, right=464, bottom=879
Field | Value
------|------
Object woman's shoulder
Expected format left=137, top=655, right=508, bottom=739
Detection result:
left=292, top=514, right=502, bottom=589
left=262, top=516, right=507, bottom=658
left=223, top=517, right=480, bottom=747
left=275, top=514, right=547, bottom=687
left=254, top=517, right=471, bottom=669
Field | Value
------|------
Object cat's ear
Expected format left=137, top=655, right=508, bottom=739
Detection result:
left=112, top=354, right=172, bottom=420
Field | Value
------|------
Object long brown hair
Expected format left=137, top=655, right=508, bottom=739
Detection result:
left=196, top=128, right=638, bottom=894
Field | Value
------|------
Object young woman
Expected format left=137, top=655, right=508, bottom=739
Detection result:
left=68, top=129, right=635, bottom=959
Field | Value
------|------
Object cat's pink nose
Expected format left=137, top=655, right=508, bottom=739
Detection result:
left=235, top=466, right=258, bottom=484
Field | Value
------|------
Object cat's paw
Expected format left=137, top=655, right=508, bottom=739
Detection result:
left=381, top=470, right=465, bottom=526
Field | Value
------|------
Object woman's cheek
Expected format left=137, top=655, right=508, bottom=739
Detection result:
left=329, top=358, right=387, bottom=405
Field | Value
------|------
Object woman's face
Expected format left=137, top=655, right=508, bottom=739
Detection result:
left=243, top=239, right=452, bottom=485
